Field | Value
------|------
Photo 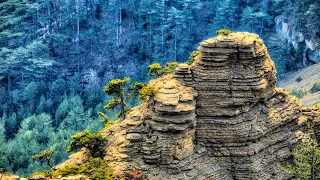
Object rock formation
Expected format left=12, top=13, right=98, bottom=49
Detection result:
left=99, top=32, right=319, bottom=179
left=15, top=32, right=320, bottom=180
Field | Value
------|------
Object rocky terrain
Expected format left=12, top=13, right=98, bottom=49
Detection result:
left=101, top=32, right=319, bottom=179
left=3, top=32, right=320, bottom=180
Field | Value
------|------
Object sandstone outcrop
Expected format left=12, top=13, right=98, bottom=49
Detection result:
left=42, top=32, right=320, bottom=179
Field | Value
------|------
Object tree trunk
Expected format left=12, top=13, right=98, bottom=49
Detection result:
left=8, top=72, right=11, bottom=94
left=46, top=158, right=53, bottom=169
left=47, top=0, right=52, bottom=34
left=174, top=27, right=177, bottom=61
left=76, top=0, right=80, bottom=42
left=120, top=93, right=126, bottom=119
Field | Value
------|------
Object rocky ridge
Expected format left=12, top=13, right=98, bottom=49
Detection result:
left=9, top=32, right=320, bottom=180
left=100, top=32, right=319, bottom=179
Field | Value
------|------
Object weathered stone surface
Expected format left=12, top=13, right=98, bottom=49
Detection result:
left=49, top=32, right=320, bottom=180
left=0, top=174, right=20, bottom=180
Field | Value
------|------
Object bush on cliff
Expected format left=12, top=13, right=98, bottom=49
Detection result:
left=186, top=51, right=200, bottom=65
left=148, top=62, right=179, bottom=77
left=67, top=130, right=106, bottom=158
left=310, top=83, right=320, bottom=93
left=216, top=29, right=231, bottom=35
left=283, top=137, right=320, bottom=179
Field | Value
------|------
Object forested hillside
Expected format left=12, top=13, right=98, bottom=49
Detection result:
left=0, top=0, right=319, bottom=176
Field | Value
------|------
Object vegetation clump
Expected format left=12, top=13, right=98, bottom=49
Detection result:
left=186, top=51, right=200, bottom=65
left=310, top=83, right=320, bottom=93
left=283, top=137, right=320, bottom=179
left=139, top=85, right=158, bottom=100
left=32, top=149, right=55, bottom=169
left=296, top=76, right=303, bottom=82
left=216, top=29, right=231, bottom=36
left=67, top=130, right=106, bottom=158
left=128, top=82, right=147, bottom=98
left=291, top=89, right=306, bottom=99
left=148, top=62, right=179, bottom=77
left=104, top=77, right=130, bottom=119
left=53, top=157, right=113, bottom=180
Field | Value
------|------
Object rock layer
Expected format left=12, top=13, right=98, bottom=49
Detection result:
left=53, top=32, right=320, bottom=180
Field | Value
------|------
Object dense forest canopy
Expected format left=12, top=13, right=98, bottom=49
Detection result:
left=0, top=0, right=319, bottom=176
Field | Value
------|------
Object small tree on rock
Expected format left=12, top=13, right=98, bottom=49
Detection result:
left=67, top=130, right=106, bottom=158
left=148, top=62, right=179, bottom=77
left=32, top=149, right=56, bottom=169
left=139, top=85, right=158, bottom=109
left=128, top=82, right=147, bottom=98
left=104, top=77, right=130, bottom=119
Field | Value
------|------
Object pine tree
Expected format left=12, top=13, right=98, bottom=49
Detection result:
left=103, top=77, right=130, bottom=119
left=284, top=137, right=320, bottom=179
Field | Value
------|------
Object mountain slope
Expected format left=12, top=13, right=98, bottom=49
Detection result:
left=278, top=64, right=320, bottom=106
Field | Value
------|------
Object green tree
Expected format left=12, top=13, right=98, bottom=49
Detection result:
left=284, top=137, right=320, bottom=179
left=148, top=62, right=179, bottom=77
left=32, top=149, right=55, bottom=169
left=128, top=82, right=147, bottom=98
left=67, top=130, right=106, bottom=158
left=103, top=77, right=130, bottom=119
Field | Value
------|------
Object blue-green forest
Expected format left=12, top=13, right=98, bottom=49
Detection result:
left=0, top=0, right=319, bottom=176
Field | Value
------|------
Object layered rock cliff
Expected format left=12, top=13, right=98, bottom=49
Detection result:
left=99, top=32, right=319, bottom=179
left=21, top=32, right=320, bottom=180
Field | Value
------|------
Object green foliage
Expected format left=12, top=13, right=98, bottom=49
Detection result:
left=32, top=150, right=55, bottom=168
left=104, top=98, right=121, bottom=110
left=32, top=150, right=55, bottom=160
left=186, top=51, right=200, bottom=65
left=162, top=62, right=179, bottom=74
left=128, top=82, right=147, bottom=98
left=103, top=77, right=130, bottom=119
left=216, top=29, right=231, bottom=36
left=52, top=157, right=113, bottom=180
left=67, top=130, right=106, bottom=158
left=283, top=138, right=320, bottom=179
left=0, top=168, right=5, bottom=173
left=296, top=76, right=303, bottom=82
left=147, top=62, right=179, bottom=77
left=139, top=86, right=158, bottom=100
left=148, top=63, right=163, bottom=77
left=291, top=89, right=307, bottom=99
left=97, top=111, right=108, bottom=124
left=310, top=83, right=320, bottom=94
left=104, top=77, right=130, bottom=96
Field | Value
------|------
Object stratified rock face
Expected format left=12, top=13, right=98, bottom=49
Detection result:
left=54, top=32, right=320, bottom=180
left=178, top=32, right=277, bottom=116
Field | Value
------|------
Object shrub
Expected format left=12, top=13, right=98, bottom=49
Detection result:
left=53, top=157, right=113, bottom=180
left=283, top=137, right=320, bottom=179
left=296, top=76, right=303, bottom=82
left=67, top=130, right=106, bottom=158
left=139, top=86, right=158, bottom=100
left=148, top=63, right=163, bottom=77
left=216, top=29, right=231, bottom=36
left=148, top=62, right=179, bottom=77
left=291, top=89, right=306, bottom=98
left=186, top=51, right=200, bottom=65
left=127, top=82, right=147, bottom=98
left=310, top=83, right=320, bottom=93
